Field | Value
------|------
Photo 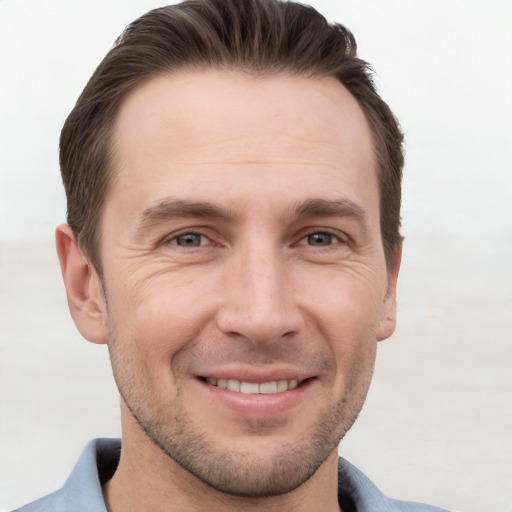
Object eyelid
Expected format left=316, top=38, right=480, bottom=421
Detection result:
left=158, top=226, right=349, bottom=248
left=172, top=233, right=207, bottom=246
left=161, top=228, right=214, bottom=247
left=295, top=228, right=349, bottom=246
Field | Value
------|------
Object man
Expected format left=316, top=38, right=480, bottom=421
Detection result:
left=14, top=0, right=450, bottom=511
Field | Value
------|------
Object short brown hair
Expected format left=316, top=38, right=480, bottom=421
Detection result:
left=60, top=0, right=404, bottom=274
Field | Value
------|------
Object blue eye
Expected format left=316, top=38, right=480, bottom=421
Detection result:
left=174, top=233, right=204, bottom=247
left=307, top=232, right=334, bottom=246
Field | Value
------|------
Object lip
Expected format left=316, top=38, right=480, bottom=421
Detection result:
left=195, top=372, right=316, bottom=420
left=198, top=366, right=314, bottom=384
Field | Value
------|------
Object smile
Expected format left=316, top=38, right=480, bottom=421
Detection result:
left=204, top=377, right=300, bottom=394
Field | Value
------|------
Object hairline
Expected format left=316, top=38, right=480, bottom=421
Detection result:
left=82, top=65, right=396, bottom=277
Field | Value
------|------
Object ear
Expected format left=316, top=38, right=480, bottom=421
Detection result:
left=55, top=224, right=108, bottom=344
left=377, top=244, right=402, bottom=342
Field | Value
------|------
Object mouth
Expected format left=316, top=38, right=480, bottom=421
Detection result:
left=200, top=377, right=307, bottom=394
left=197, top=375, right=315, bottom=419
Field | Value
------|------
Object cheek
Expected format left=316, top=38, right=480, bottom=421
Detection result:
left=303, top=266, right=387, bottom=336
left=300, top=269, right=384, bottom=378
left=106, top=273, right=220, bottom=361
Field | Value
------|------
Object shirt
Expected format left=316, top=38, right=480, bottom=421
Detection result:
left=12, top=438, right=451, bottom=512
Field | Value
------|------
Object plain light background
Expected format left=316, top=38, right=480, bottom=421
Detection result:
left=1, top=0, right=511, bottom=510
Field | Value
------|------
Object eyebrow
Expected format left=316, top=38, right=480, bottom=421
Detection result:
left=137, top=197, right=367, bottom=235
left=137, top=199, right=236, bottom=234
left=293, top=198, right=367, bottom=223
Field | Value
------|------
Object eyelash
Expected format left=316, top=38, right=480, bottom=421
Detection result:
left=165, top=231, right=212, bottom=248
left=296, top=229, right=347, bottom=248
left=163, top=228, right=348, bottom=249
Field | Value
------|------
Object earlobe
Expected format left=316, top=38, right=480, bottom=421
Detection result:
left=377, top=244, right=402, bottom=342
left=55, top=224, right=108, bottom=345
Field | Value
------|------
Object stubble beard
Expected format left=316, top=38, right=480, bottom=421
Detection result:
left=125, top=391, right=363, bottom=498
left=107, top=328, right=376, bottom=498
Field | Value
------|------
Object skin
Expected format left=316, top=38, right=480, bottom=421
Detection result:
left=56, top=70, right=401, bottom=512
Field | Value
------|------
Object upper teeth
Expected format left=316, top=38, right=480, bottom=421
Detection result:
left=206, top=378, right=299, bottom=394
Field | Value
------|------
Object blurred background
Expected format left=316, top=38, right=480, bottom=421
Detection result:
left=1, top=0, right=511, bottom=510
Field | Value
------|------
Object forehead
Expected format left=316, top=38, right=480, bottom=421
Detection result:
left=109, top=69, right=377, bottom=217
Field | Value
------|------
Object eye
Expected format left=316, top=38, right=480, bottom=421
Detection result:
left=305, top=232, right=335, bottom=246
left=171, top=233, right=207, bottom=247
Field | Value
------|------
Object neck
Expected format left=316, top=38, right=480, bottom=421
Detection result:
left=103, top=408, right=341, bottom=512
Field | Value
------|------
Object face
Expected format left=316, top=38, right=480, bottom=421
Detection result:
left=86, top=70, right=399, bottom=496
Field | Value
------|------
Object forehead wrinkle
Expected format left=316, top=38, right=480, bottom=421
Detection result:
left=137, top=198, right=239, bottom=234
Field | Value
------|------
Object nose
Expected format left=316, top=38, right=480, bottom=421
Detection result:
left=215, top=242, right=304, bottom=346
